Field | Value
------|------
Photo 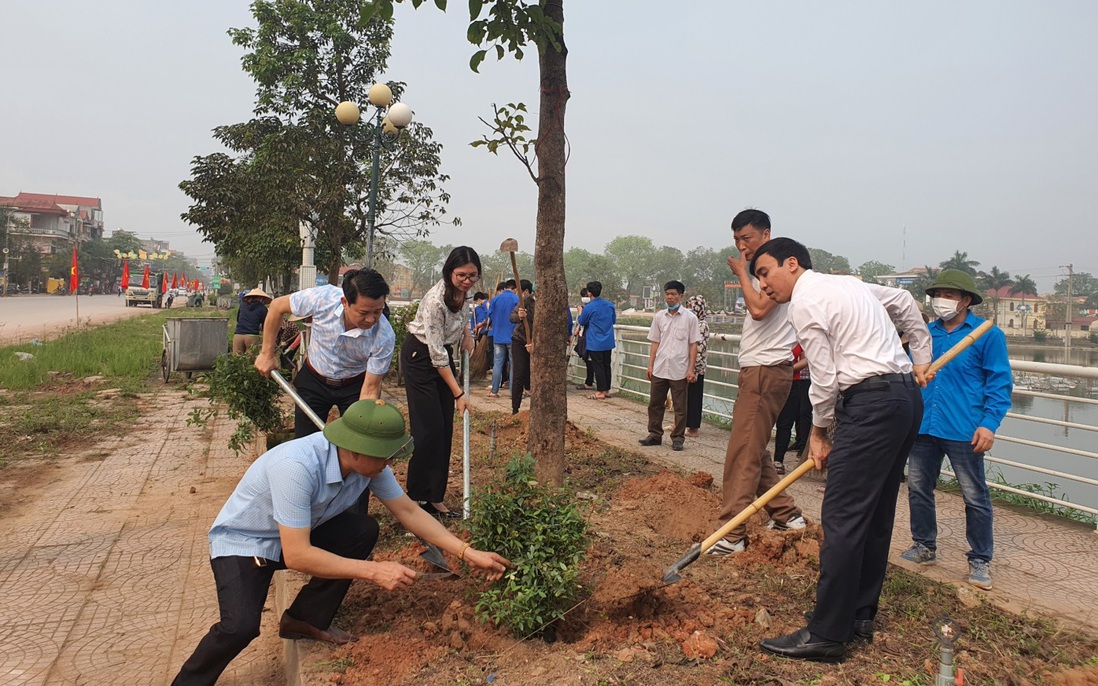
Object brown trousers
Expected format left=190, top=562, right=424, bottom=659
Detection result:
left=647, top=376, right=688, bottom=442
left=720, top=364, right=800, bottom=542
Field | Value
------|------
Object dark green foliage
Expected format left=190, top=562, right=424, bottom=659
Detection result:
left=469, top=453, right=588, bottom=637
left=189, top=353, right=289, bottom=454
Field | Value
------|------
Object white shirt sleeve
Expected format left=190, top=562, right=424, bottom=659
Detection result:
left=865, top=284, right=933, bottom=365
left=791, top=303, right=841, bottom=427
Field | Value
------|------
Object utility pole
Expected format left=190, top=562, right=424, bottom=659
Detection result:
left=1060, top=263, right=1074, bottom=353
left=298, top=220, right=316, bottom=290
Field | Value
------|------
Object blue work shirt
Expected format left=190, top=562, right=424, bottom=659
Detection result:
left=920, top=311, right=1013, bottom=441
left=471, top=303, right=488, bottom=335
left=235, top=299, right=268, bottom=336
left=208, top=432, right=404, bottom=561
left=577, top=297, right=617, bottom=351
left=488, top=290, right=519, bottom=344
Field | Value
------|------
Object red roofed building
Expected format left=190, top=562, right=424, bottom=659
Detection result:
left=0, top=192, right=104, bottom=253
left=984, top=285, right=1046, bottom=335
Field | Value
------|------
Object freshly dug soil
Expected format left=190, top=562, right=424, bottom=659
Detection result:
left=308, top=410, right=1098, bottom=686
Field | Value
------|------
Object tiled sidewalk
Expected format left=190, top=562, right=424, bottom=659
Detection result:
left=485, top=386, right=1098, bottom=632
left=0, top=391, right=282, bottom=686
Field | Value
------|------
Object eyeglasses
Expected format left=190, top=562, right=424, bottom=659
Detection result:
left=385, top=436, right=414, bottom=461
left=453, top=271, right=479, bottom=282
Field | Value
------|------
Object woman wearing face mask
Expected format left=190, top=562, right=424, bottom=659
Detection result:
left=573, top=287, right=596, bottom=390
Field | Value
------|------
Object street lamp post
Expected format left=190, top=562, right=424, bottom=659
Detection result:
left=334, top=83, right=413, bottom=270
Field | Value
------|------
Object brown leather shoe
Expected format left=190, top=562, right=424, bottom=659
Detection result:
left=279, top=612, right=358, bottom=645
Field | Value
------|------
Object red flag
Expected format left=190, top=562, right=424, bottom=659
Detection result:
left=171, top=272, right=178, bottom=289
left=121, top=260, right=130, bottom=289
left=141, top=264, right=150, bottom=289
left=69, top=247, right=79, bottom=292
left=162, top=273, right=169, bottom=291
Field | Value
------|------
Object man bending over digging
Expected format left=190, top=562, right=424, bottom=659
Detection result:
left=172, top=399, right=510, bottom=685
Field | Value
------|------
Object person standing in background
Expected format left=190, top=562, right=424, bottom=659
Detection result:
left=487, top=280, right=518, bottom=398
left=233, top=288, right=272, bottom=354
left=401, top=247, right=480, bottom=519
left=576, top=280, right=616, bottom=400
left=685, top=295, right=710, bottom=437
left=573, top=286, right=596, bottom=391
left=773, top=343, right=812, bottom=475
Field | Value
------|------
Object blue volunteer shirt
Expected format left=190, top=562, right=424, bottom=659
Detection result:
left=471, top=303, right=488, bottom=334
left=488, top=290, right=520, bottom=344
left=208, top=432, right=404, bottom=561
left=577, top=297, right=617, bottom=351
left=920, top=311, right=1013, bottom=441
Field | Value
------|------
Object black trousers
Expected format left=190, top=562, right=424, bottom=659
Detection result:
left=172, top=511, right=379, bottom=686
left=686, top=374, right=705, bottom=429
left=402, top=334, right=456, bottom=504
left=774, top=378, right=812, bottom=463
left=588, top=349, right=613, bottom=393
left=807, top=376, right=922, bottom=643
left=292, top=364, right=363, bottom=438
left=292, top=364, right=369, bottom=512
left=511, top=340, right=531, bottom=414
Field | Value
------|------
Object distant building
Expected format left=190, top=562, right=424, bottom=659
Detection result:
left=984, top=286, right=1047, bottom=334
left=878, top=267, right=930, bottom=289
left=0, top=192, right=104, bottom=253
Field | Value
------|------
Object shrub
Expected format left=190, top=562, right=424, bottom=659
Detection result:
left=1033, top=329, right=1047, bottom=342
left=188, top=353, right=289, bottom=454
left=469, top=453, right=588, bottom=639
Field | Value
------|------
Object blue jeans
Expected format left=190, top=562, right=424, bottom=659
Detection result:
left=491, top=342, right=511, bottom=393
left=906, top=434, right=994, bottom=562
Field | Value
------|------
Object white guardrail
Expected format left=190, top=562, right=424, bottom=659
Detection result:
left=569, top=324, right=1098, bottom=524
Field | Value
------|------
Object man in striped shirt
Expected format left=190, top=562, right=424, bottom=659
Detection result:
left=256, top=269, right=395, bottom=437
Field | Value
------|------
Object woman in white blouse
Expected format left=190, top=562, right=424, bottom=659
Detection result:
left=402, top=246, right=480, bottom=518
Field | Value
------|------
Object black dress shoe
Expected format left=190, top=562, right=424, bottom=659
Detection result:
left=804, top=610, right=874, bottom=642
left=671, top=440, right=684, bottom=451
left=760, top=628, right=845, bottom=662
left=638, top=436, right=662, bottom=446
left=419, top=501, right=461, bottom=519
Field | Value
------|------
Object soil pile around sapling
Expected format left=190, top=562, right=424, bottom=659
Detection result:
left=311, top=409, right=1098, bottom=686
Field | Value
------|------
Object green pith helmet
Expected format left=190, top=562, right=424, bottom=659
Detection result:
left=925, top=269, right=983, bottom=306
left=323, top=399, right=413, bottom=459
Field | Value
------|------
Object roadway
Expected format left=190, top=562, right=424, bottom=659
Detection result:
left=0, top=293, right=171, bottom=346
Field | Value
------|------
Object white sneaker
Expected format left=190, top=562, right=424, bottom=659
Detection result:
left=767, top=514, right=807, bottom=531
left=705, top=538, right=746, bottom=556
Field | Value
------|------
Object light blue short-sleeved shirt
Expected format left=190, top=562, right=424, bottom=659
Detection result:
left=288, top=285, right=395, bottom=379
left=208, top=432, right=404, bottom=560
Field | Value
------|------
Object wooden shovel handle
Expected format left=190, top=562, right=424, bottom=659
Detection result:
left=509, top=252, right=532, bottom=344
left=927, top=318, right=994, bottom=375
left=700, top=459, right=816, bottom=553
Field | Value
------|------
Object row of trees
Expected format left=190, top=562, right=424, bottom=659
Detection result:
left=179, top=0, right=457, bottom=293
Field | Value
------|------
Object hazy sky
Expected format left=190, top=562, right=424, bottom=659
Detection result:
left=3, top=1, right=1095, bottom=292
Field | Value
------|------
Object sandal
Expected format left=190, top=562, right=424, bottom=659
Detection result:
left=587, top=394, right=610, bottom=400
left=486, top=392, right=499, bottom=398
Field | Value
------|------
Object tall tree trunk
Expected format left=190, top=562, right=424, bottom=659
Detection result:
left=529, top=0, right=569, bottom=486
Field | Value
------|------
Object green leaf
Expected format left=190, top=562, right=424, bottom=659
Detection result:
left=495, top=44, right=504, bottom=61
left=469, top=49, right=487, bottom=73
left=468, top=0, right=482, bottom=19
left=434, top=0, right=447, bottom=9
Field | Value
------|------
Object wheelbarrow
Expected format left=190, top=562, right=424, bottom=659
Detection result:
left=161, top=317, right=229, bottom=382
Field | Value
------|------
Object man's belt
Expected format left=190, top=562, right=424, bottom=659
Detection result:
left=306, top=360, right=365, bottom=388
left=842, top=372, right=914, bottom=398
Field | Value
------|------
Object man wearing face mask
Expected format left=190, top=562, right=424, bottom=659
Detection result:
left=639, top=280, right=701, bottom=451
left=900, top=269, right=1012, bottom=591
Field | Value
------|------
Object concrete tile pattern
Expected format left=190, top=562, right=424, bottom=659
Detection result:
left=483, top=386, right=1098, bottom=632
left=0, top=392, right=283, bottom=686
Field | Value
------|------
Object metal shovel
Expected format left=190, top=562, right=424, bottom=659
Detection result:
left=269, top=370, right=454, bottom=575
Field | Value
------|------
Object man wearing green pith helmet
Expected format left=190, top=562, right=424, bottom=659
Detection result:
left=172, top=399, right=511, bottom=686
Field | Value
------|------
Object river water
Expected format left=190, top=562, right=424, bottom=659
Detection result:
left=689, top=340, right=1098, bottom=514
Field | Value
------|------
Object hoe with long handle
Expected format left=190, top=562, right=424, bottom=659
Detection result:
left=661, top=319, right=995, bottom=584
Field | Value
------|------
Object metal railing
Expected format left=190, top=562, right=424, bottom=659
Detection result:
left=570, top=324, right=1098, bottom=523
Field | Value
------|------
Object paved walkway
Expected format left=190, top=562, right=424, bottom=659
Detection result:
left=2, top=382, right=1095, bottom=686
left=0, top=391, right=282, bottom=686
left=485, top=384, right=1098, bottom=632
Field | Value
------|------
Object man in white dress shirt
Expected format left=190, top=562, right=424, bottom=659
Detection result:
left=750, top=237, right=931, bottom=662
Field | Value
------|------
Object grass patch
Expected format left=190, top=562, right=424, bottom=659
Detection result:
left=0, top=309, right=229, bottom=467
